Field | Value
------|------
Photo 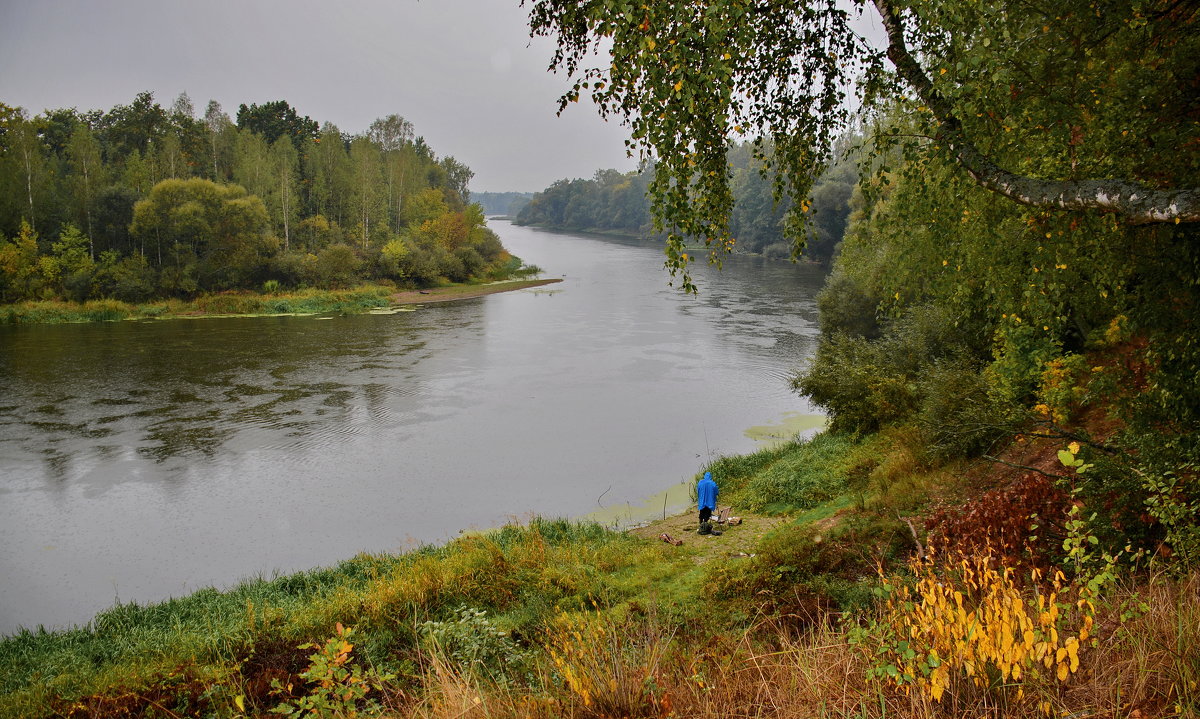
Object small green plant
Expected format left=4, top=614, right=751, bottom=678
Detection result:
left=270, top=623, right=394, bottom=718
left=419, top=606, right=533, bottom=684
left=263, top=279, right=282, bottom=295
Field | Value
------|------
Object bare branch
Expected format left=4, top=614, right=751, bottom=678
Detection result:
left=982, top=455, right=1066, bottom=480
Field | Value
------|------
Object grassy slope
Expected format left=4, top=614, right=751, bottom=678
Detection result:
left=1, top=427, right=1196, bottom=718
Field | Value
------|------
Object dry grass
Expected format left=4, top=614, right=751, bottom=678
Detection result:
left=377, top=570, right=1200, bottom=719
left=1064, top=573, right=1200, bottom=718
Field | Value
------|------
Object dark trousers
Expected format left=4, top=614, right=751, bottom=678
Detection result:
left=699, top=507, right=713, bottom=523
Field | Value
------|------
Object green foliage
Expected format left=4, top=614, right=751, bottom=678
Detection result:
left=0, top=221, right=43, bottom=302
left=235, top=100, right=319, bottom=147
left=916, top=356, right=1015, bottom=461
left=796, top=304, right=986, bottom=435
left=43, top=225, right=95, bottom=302
left=269, top=624, right=393, bottom=718
left=419, top=606, right=533, bottom=684
left=1119, top=432, right=1200, bottom=567
left=531, top=0, right=1196, bottom=297
left=707, top=432, right=858, bottom=513
left=516, top=168, right=651, bottom=235
left=92, top=250, right=154, bottom=303
left=517, top=148, right=855, bottom=264
left=0, top=93, right=528, bottom=312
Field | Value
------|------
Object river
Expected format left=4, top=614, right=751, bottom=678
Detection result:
left=0, top=220, right=825, bottom=633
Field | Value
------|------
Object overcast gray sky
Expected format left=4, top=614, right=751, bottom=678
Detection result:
left=0, top=0, right=638, bottom=193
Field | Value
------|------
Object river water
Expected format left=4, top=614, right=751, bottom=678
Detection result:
left=0, top=220, right=825, bottom=633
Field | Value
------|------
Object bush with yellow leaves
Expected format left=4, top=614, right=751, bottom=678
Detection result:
left=854, top=549, right=1101, bottom=707
left=1035, top=354, right=1090, bottom=425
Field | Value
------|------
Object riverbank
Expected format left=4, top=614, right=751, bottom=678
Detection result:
left=0, top=279, right=560, bottom=325
left=4, top=420, right=1193, bottom=719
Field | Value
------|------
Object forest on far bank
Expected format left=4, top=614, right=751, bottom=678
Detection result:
left=472, top=191, right=532, bottom=217
left=0, top=93, right=518, bottom=305
left=515, top=140, right=855, bottom=264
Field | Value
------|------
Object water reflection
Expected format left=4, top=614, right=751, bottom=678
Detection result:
left=0, top=314, right=443, bottom=474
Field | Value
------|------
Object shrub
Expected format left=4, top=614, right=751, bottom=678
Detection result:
left=316, top=244, right=361, bottom=289
left=816, top=268, right=881, bottom=339
left=795, top=304, right=987, bottom=437
left=794, top=332, right=919, bottom=433
left=419, top=606, right=532, bottom=684
left=545, top=609, right=669, bottom=718
left=917, top=356, right=1017, bottom=461
left=269, top=623, right=394, bottom=718
left=857, top=550, right=1103, bottom=709
left=926, top=474, right=1069, bottom=570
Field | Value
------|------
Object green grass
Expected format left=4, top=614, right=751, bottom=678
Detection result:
left=0, top=286, right=396, bottom=325
left=0, top=518, right=686, bottom=717
left=709, top=431, right=863, bottom=513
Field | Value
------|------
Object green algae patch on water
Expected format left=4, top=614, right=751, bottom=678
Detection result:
left=366, top=306, right=418, bottom=315
left=581, top=479, right=695, bottom=530
left=744, top=412, right=826, bottom=446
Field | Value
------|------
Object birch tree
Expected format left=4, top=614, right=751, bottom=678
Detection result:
left=528, top=0, right=1200, bottom=290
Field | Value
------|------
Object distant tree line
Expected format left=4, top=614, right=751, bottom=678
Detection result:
left=515, top=142, right=854, bottom=263
left=0, top=92, right=515, bottom=304
left=473, top=191, right=533, bottom=217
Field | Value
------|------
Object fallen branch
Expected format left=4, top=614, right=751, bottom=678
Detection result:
left=897, top=512, right=928, bottom=560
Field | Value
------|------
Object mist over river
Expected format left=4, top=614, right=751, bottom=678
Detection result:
left=0, top=220, right=825, bottom=633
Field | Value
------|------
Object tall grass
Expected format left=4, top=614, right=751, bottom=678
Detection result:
left=397, top=573, right=1200, bottom=719
left=0, top=519, right=681, bottom=718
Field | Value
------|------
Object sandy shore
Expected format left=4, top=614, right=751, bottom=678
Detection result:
left=390, top=278, right=562, bottom=305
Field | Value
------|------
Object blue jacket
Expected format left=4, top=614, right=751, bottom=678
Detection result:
left=697, top=471, right=718, bottom=511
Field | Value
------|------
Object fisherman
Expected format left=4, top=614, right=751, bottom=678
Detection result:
left=697, top=471, right=721, bottom=536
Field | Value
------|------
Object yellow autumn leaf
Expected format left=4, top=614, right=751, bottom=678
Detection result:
left=674, top=80, right=683, bottom=92
left=1066, top=637, right=1080, bottom=671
